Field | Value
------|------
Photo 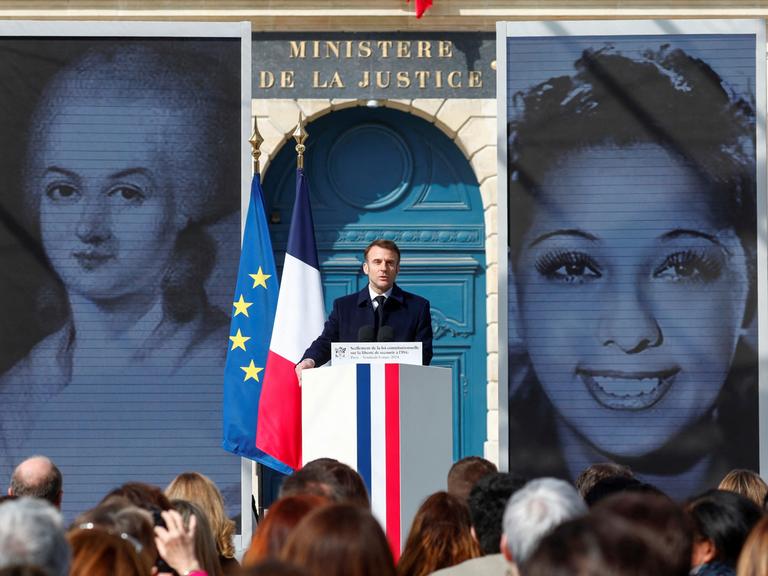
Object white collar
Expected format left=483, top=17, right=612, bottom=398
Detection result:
left=368, top=285, right=393, bottom=301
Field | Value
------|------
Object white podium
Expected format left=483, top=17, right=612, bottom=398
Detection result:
left=301, top=363, right=452, bottom=558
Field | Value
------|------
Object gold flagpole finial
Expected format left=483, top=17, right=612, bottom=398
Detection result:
left=249, top=117, right=264, bottom=174
left=293, top=112, right=308, bottom=170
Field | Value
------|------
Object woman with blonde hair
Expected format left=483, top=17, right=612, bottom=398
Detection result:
left=737, top=515, right=768, bottom=576
left=166, top=472, right=238, bottom=574
left=720, top=470, right=768, bottom=508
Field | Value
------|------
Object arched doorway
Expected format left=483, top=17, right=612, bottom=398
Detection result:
left=263, top=105, right=487, bottom=460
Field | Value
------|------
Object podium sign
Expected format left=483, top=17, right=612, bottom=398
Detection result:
left=331, top=342, right=422, bottom=365
left=302, top=363, right=452, bottom=559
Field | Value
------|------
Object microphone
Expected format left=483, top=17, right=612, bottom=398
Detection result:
left=377, top=326, right=394, bottom=342
left=358, top=325, right=375, bottom=342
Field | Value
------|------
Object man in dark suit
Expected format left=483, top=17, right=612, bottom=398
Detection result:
left=295, top=239, right=433, bottom=378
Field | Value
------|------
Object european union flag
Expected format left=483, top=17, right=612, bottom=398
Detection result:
left=222, top=173, right=287, bottom=471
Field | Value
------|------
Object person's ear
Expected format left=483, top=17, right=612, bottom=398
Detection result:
left=500, top=534, right=514, bottom=563
left=6, top=487, right=11, bottom=497
left=470, top=526, right=478, bottom=544
left=362, top=260, right=370, bottom=276
left=692, top=537, right=716, bottom=567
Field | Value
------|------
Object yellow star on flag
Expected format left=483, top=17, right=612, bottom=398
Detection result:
left=249, top=266, right=272, bottom=289
left=229, top=329, right=250, bottom=351
left=233, top=294, right=253, bottom=317
left=241, top=360, right=264, bottom=382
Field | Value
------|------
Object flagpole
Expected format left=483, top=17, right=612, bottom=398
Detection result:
left=249, top=117, right=264, bottom=174
left=293, top=112, right=308, bottom=169
left=249, top=118, right=262, bottom=530
left=240, top=116, right=265, bottom=546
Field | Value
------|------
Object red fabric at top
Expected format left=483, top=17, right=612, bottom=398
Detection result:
left=409, top=0, right=433, bottom=18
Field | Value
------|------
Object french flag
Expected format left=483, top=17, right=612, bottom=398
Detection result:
left=256, top=168, right=325, bottom=471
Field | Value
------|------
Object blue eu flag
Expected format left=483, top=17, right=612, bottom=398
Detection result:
left=222, top=173, right=287, bottom=470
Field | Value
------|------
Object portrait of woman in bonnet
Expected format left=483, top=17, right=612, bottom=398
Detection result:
left=0, top=39, right=242, bottom=514
left=506, top=40, right=758, bottom=499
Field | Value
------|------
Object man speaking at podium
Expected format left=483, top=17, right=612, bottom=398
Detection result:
left=295, top=239, right=433, bottom=378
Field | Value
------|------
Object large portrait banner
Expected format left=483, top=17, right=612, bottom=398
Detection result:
left=0, top=21, right=250, bottom=521
left=497, top=19, right=766, bottom=499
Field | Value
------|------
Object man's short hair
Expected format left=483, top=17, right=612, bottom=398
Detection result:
left=593, top=492, right=692, bottom=576
left=0, top=498, right=70, bottom=576
left=575, top=462, right=634, bottom=498
left=363, top=239, right=400, bottom=263
left=467, top=472, right=526, bottom=555
left=502, top=477, right=586, bottom=565
left=525, top=512, right=682, bottom=576
left=9, top=457, right=62, bottom=506
left=279, top=459, right=344, bottom=502
left=447, top=456, right=498, bottom=503
left=584, top=476, right=663, bottom=508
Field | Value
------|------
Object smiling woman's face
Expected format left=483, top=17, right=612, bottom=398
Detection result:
left=28, top=84, right=184, bottom=302
left=515, top=144, right=750, bottom=457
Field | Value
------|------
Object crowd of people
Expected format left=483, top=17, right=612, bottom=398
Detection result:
left=1, top=454, right=768, bottom=576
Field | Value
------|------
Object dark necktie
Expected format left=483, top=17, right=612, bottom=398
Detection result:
left=374, top=295, right=386, bottom=334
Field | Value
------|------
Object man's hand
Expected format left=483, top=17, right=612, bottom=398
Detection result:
left=295, top=358, right=316, bottom=380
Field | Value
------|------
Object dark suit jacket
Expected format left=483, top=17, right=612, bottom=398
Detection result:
left=302, top=284, right=433, bottom=366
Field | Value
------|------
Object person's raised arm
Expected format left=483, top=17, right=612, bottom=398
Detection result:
left=154, top=509, right=205, bottom=576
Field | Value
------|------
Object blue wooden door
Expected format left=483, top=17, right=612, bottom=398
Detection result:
left=263, top=106, right=486, bottom=461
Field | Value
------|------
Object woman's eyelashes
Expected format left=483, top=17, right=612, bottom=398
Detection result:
left=534, top=250, right=602, bottom=284
left=43, top=183, right=148, bottom=205
left=108, top=184, right=146, bottom=204
left=652, top=249, right=724, bottom=283
left=533, top=248, right=726, bottom=285
left=45, top=182, right=79, bottom=202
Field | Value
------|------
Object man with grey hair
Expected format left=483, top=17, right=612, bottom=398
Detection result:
left=8, top=455, right=62, bottom=508
left=0, top=498, right=70, bottom=576
left=501, top=478, right=586, bottom=575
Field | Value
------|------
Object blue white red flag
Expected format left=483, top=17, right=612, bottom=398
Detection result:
left=221, top=173, right=290, bottom=473
left=256, top=168, right=325, bottom=472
